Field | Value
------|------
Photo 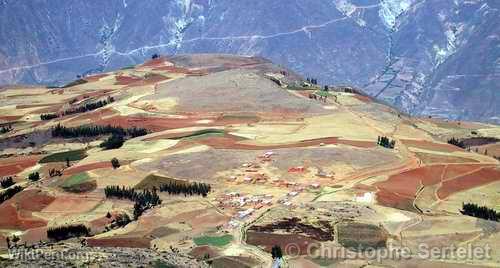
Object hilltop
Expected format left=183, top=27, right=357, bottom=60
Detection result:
left=0, top=54, right=499, bottom=267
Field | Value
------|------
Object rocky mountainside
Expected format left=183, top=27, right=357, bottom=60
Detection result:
left=0, top=0, right=498, bottom=123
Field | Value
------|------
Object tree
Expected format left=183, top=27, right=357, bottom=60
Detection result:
left=1, top=177, right=14, bottom=188
left=106, top=212, right=112, bottom=218
left=66, top=157, right=71, bottom=167
left=111, top=158, right=120, bottom=169
left=271, top=245, right=283, bottom=259
left=100, top=134, right=125, bottom=150
left=27, top=172, right=40, bottom=182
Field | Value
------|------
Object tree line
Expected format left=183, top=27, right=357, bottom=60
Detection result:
left=40, top=97, right=114, bottom=121
left=159, top=181, right=211, bottom=197
left=461, top=203, right=499, bottom=222
left=1, top=177, right=14, bottom=188
left=47, top=224, right=91, bottom=241
left=447, top=137, right=466, bottom=149
left=100, top=134, right=125, bottom=150
left=0, top=186, right=23, bottom=204
left=104, top=186, right=162, bottom=219
left=51, top=124, right=148, bottom=139
left=377, top=136, right=396, bottom=149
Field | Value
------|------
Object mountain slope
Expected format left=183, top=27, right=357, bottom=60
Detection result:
left=0, top=0, right=498, bottom=123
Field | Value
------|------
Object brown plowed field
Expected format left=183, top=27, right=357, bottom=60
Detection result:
left=400, top=139, right=463, bottom=153
left=86, top=236, right=151, bottom=248
left=0, top=155, right=42, bottom=176
left=65, top=162, right=112, bottom=176
left=437, top=167, right=500, bottom=199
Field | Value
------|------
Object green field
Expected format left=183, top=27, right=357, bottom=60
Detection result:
left=193, top=234, right=233, bottom=247
left=61, top=172, right=91, bottom=188
left=39, top=149, right=87, bottom=163
left=170, top=129, right=225, bottom=140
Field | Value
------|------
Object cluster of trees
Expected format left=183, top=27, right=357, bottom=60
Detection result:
left=271, top=245, right=283, bottom=259
left=104, top=186, right=162, bottom=219
left=0, top=186, right=23, bottom=204
left=461, top=203, right=499, bottom=222
left=447, top=137, right=466, bottom=149
left=48, top=168, right=63, bottom=177
left=377, top=136, right=396, bottom=149
left=100, top=134, right=125, bottom=150
left=27, top=172, right=40, bottom=182
left=151, top=53, right=161, bottom=59
left=0, top=125, right=12, bottom=134
left=159, top=181, right=211, bottom=197
left=1, top=177, right=14, bottom=188
left=47, top=224, right=91, bottom=241
left=51, top=124, right=148, bottom=139
left=306, top=78, right=318, bottom=85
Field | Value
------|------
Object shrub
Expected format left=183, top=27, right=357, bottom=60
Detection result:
left=27, top=172, right=40, bottom=182
left=1, top=177, right=14, bottom=189
left=100, top=135, right=125, bottom=150
left=111, top=158, right=120, bottom=169
left=47, top=224, right=91, bottom=241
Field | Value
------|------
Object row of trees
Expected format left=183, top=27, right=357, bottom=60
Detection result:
left=377, top=136, right=396, bottom=149
left=47, top=224, right=91, bottom=241
left=40, top=113, right=58, bottom=120
left=0, top=125, right=12, bottom=134
left=0, top=186, right=23, bottom=204
left=1, top=177, right=14, bottom=188
left=51, top=124, right=148, bottom=139
left=461, top=203, right=499, bottom=222
left=306, top=78, right=318, bottom=85
left=159, top=181, right=211, bottom=197
left=41, top=97, right=115, bottom=121
left=104, top=186, right=162, bottom=219
left=48, top=168, right=63, bottom=177
left=447, top=137, right=466, bottom=149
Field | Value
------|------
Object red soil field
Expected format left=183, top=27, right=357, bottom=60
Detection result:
left=22, top=226, right=48, bottom=245
left=246, top=231, right=317, bottom=255
left=376, top=165, right=445, bottom=197
left=12, top=189, right=55, bottom=212
left=400, top=139, right=463, bottom=153
left=0, top=115, right=22, bottom=122
left=376, top=189, right=416, bottom=212
left=441, top=164, right=495, bottom=180
left=0, top=203, right=47, bottom=230
left=115, top=75, right=142, bottom=85
left=0, top=155, right=41, bottom=177
left=67, top=108, right=116, bottom=123
left=86, top=237, right=151, bottom=248
left=141, top=58, right=169, bottom=68
left=65, top=162, right=112, bottom=176
left=352, top=94, right=372, bottom=103
left=437, top=167, right=500, bottom=199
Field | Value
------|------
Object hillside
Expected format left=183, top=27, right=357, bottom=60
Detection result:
left=0, top=54, right=500, bottom=267
left=0, top=0, right=498, bottom=123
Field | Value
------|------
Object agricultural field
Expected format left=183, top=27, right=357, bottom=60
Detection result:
left=0, top=54, right=499, bottom=267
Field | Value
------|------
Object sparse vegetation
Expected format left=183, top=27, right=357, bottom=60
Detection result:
left=461, top=203, right=500, bottom=222
left=47, top=224, right=90, bottom=241
left=61, top=78, right=88, bottom=88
